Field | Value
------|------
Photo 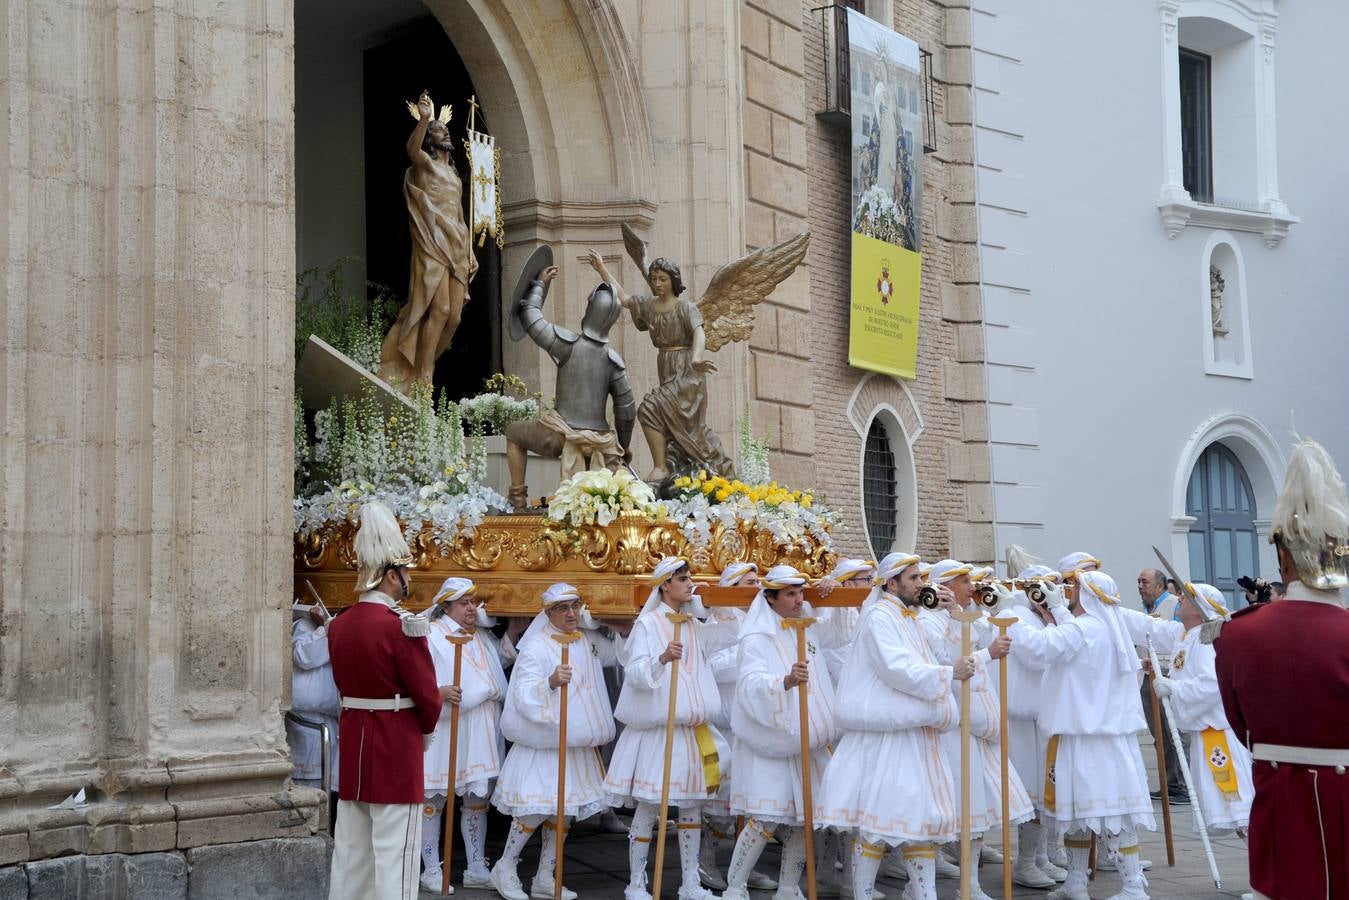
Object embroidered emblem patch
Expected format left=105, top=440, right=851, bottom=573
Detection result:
left=877, top=259, right=893, bottom=305
left=1172, top=650, right=1186, bottom=671
left=1208, top=745, right=1229, bottom=769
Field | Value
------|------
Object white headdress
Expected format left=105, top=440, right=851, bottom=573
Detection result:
left=719, top=561, right=759, bottom=587
left=864, top=551, right=921, bottom=613
left=1272, top=436, right=1349, bottom=590
left=1077, top=570, right=1138, bottom=674
left=518, top=582, right=583, bottom=650
left=639, top=557, right=708, bottom=618
left=426, top=576, right=476, bottom=621
left=969, top=565, right=993, bottom=582
left=1013, top=563, right=1057, bottom=607
left=740, top=564, right=809, bottom=639
left=354, top=501, right=415, bottom=592
left=1056, top=551, right=1100, bottom=578
left=829, top=558, right=876, bottom=582
left=928, top=559, right=972, bottom=584
left=1187, top=581, right=1233, bottom=643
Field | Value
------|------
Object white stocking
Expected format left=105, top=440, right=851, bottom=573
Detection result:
left=501, top=815, right=545, bottom=865
left=676, top=804, right=704, bottom=890
left=900, top=844, right=937, bottom=900
left=460, top=793, right=489, bottom=870
left=851, top=837, right=885, bottom=899
left=420, top=795, right=444, bottom=873
left=535, top=818, right=572, bottom=885
left=725, top=819, right=773, bottom=890
left=1063, top=830, right=1092, bottom=892
left=776, top=827, right=807, bottom=893
left=1110, top=828, right=1146, bottom=892
left=627, top=802, right=658, bottom=890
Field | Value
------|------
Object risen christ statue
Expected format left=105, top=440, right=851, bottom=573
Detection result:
left=379, top=91, right=479, bottom=386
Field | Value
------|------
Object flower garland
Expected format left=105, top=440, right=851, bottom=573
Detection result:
left=661, top=471, right=836, bottom=551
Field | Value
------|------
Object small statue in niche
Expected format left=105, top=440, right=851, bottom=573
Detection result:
left=1210, top=264, right=1229, bottom=337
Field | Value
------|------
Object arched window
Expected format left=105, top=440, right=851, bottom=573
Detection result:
left=1186, top=442, right=1260, bottom=608
left=863, top=418, right=898, bottom=559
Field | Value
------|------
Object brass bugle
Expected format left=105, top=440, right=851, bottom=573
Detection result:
left=918, top=583, right=940, bottom=609
left=973, top=583, right=1000, bottom=608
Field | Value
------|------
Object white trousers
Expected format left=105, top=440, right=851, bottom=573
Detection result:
left=328, top=800, right=420, bottom=900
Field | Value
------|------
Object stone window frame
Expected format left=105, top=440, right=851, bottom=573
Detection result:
left=1168, top=412, right=1285, bottom=582
left=1156, top=0, right=1298, bottom=247
left=847, top=373, right=922, bottom=556
left=1200, top=230, right=1253, bottom=379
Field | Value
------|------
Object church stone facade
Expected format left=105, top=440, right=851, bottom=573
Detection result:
left=0, top=0, right=988, bottom=893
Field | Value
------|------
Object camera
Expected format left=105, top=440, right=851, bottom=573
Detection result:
left=1236, top=575, right=1272, bottom=604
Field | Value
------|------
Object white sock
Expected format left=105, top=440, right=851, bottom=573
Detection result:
left=501, top=816, right=544, bottom=865
left=421, top=797, right=443, bottom=872
left=1111, top=828, right=1146, bottom=892
left=777, top=827, right=807, bottom=893
left=725, top=819, right=773, bottom=890
left=628, top=802, right=658, bottom=890
left=536, top=818, right=571, bottom=885
left=461, top=794, right=489, bottom=870
left=900, top=844, right=937, bottom=900
left=676, top=805, right=704, bottom=890
left=851, top=837, right=884, bottom=899
left=1063, top=830, right=1092, bottom=892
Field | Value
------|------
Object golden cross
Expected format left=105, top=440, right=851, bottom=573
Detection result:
left=466, top=94, right=480, bottom=132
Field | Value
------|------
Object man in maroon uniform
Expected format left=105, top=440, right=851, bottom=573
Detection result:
left=1215, top=437, right=1349, bottom=900
left=327, top=501, right=440, bottom=900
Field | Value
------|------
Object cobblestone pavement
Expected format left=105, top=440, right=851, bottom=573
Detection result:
left=419, top=736, right=1252, bottom=899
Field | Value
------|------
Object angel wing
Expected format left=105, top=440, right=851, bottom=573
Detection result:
left=697, top=231, right=809, bottom=352
left=438, top=104, right=453, bottom=126
left=620, top=222, right=654, bottom=292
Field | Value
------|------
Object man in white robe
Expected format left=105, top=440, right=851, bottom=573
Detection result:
left=699, top=562, right=779, bottom=894
left=489, top=583, right=622, bottom=900
left=985, top=562, right=1069, bottom=887
left=1116, top=584, right=1255, bottom=836
left=818, top=552, right=980, bottom=900
left=719, top=564, right=850, bottom=900
left=420, top=577, right=509, bottom=892
left=1030, top=570, right=1156, bottom=900
left=605, top=556, right=737, bottom=900
left=917, top=560, right=1029, bottom=900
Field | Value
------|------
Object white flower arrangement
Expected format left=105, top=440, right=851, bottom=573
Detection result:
left=458, top=392, right=539, bottom=433
left=547, top=468, right=661, bottom=527
left=853, top=184, right=908, bottom=246
left=293, top=478, right=509, bottom=551
left=657, top=472, right=838, bottom=554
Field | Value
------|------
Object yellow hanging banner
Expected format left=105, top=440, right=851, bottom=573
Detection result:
left=845, top=9, right=924, bottom=380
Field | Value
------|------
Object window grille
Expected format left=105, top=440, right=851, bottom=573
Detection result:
left=863, top=419, right=898, bottom=559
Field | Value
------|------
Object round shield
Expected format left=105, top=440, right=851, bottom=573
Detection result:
left=508, top=245, right=554, bottom=342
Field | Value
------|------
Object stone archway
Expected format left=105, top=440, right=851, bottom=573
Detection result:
left=1169, top=412, right=1286, bottom=578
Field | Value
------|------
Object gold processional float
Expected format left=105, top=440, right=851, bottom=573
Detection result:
left=294, top=89, right=868, bottom=616
left=296, top=512, right=868, bottom=617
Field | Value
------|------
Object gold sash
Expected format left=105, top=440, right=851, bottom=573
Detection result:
left=694, top=723, right=721, bottom=793
left=1044, top=734, right=1060, bottom=813
left=1202, top=728, right=1239, bottom=798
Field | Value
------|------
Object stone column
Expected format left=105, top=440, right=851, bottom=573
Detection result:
left=0, top=0, right=320, bottom=873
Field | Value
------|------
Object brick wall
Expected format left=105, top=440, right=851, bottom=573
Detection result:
left=741, top=0, right=993, bottom=563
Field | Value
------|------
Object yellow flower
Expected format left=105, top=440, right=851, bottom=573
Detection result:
left=703, top=483, right=715, bottom=495
left=698, top=470, right=708, bottom=481
left=802, top=497, right=813, bottom=508
left=715, top=488, right=731, bottom=502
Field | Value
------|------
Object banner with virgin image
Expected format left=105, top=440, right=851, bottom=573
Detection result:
left=846, top=9, right=924, bottom=380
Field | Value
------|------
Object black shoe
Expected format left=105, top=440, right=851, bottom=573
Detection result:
left=1168, top=792, right=1191, bottom=804
left=1150, top=789, right=1166, bottom=800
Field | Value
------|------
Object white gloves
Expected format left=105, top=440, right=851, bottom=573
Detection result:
left=422, top=733, right=435, bottom=752
left=1039, top=581, right=1067, bottom=609
left=1153, top=675, right=1174, bottom=700
left=990, top=582, right=1015, bottom=611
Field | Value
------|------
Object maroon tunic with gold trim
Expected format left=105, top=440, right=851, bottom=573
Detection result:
left=328, top=597, right=440, bottom=804
left=1216, top=598, right=1349, bottom=900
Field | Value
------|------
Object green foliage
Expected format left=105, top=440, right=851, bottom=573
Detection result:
left=294, top=257, right=400, bottom=370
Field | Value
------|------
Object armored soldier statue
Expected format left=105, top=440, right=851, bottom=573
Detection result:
left=505, top=246, right=636, bottom=508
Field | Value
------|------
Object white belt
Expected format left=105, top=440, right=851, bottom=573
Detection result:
left=1252, top=742, right=1349, bottom=771
left=341, top=695, right=415, bottom=711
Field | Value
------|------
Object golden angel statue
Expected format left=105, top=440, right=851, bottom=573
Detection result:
left=587, top=225, right=809, bottom=482
left=379, top=91, right=479, bottom=387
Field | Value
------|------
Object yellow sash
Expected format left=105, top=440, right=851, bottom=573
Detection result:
left=694, top=723, right=721, bottom=793
left=1044, top=734, right=1060, bottom=813
left=1202, top=728, right=1239, bottom=798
